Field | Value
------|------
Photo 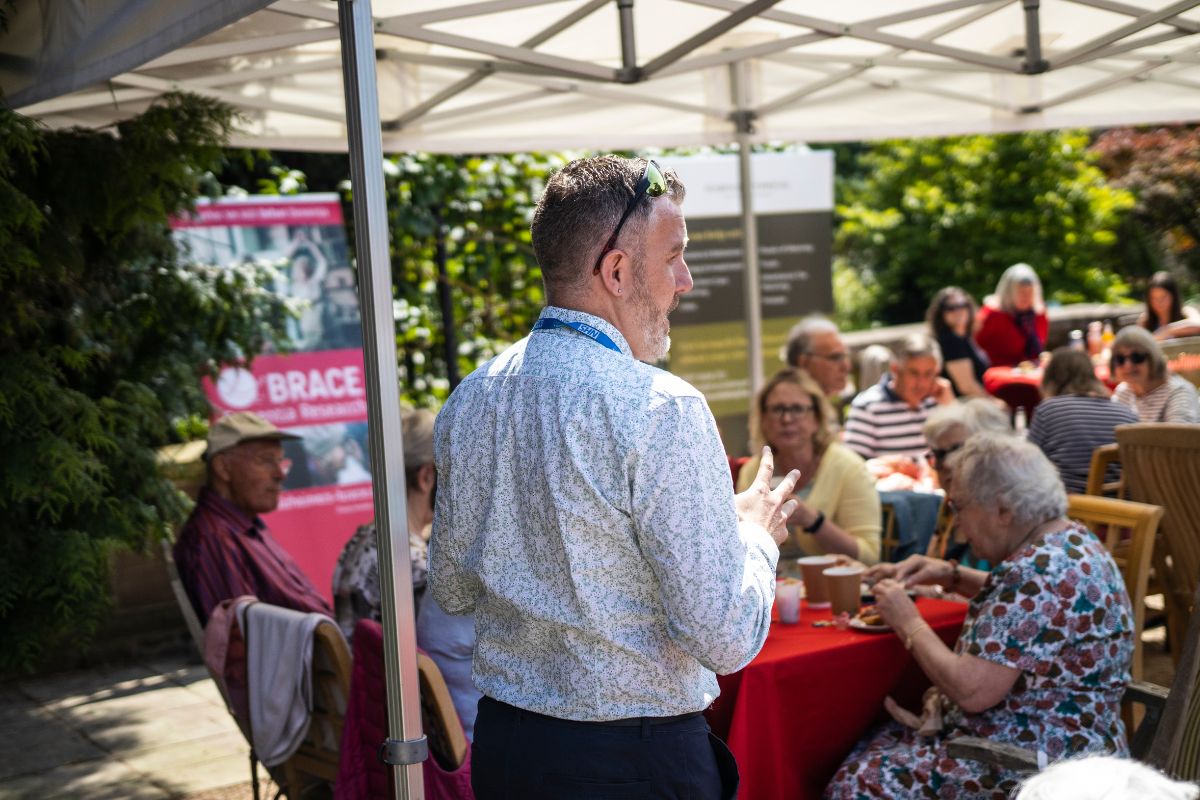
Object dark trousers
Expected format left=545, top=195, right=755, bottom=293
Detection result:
left=471, top=696, right=739, bottom=799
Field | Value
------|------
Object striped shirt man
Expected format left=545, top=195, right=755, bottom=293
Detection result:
left=174, top=487, right=331, bottom=625
left=1027, top=395, right=1139, bottom=494
left=844, top=375, right=939, bottom=460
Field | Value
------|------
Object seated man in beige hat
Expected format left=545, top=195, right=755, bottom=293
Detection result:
left=175, top=412, right=332, bottom=625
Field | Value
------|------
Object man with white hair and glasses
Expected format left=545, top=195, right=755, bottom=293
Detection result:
left=428, top=156, right=799, bottom=799
left=782, top=315, right=852, bottom=400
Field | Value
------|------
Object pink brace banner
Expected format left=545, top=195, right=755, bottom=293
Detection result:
left=173, top=195, right=374, bottom=602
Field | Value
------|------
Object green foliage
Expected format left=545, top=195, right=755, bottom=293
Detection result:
left=383, top=152, right=561, bottom=405
left=1091, top=126, right=1200, bottom=296
left=835, top=131, right=1136, bottom=325
left=0, top=95, right=290, bottom=671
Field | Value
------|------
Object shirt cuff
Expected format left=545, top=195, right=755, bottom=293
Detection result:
left=739, top=521, right=779, bottom=572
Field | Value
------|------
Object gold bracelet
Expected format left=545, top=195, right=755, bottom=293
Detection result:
left=904, top=622, right=931, bottom=651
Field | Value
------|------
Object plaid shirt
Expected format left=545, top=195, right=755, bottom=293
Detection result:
left=174, top=487, right=331, bottom=625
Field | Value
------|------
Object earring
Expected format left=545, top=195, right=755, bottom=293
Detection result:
left=617, top=288, right=622, bottom=295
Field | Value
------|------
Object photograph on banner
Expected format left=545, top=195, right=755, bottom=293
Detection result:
left=171, top=194, right=373, bottom=600
left=666, top=151, right=835, bottom=455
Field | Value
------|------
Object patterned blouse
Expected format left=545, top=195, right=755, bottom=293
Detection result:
left=953, top=522, right=1132, bottom=759
left=428, top=306, right=779, bottom=721
left=827, top=522, right=1132, bottom=799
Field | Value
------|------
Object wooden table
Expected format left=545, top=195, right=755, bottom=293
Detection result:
left=706, top=598, right=968, bottom=800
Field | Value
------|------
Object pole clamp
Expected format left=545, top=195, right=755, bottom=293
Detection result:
left=378, top=736, right=429, bottom=766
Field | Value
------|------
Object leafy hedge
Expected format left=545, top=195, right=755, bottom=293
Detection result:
left=0, top=95, right=289, bottom=671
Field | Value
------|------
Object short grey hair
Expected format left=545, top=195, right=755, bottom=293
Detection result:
left=995, top=262, right=1045, bottom=315
left=947, top=433, right=1066, bottom=531
left=782, top=315, right=839, bottom=366
left=531, top=156, right=686, bottom=298
left=1112, top=324, right=1168, bottom=382
left=923, top=398, right=1012, bottom=446
left=894, top=331, right=943, bottom=370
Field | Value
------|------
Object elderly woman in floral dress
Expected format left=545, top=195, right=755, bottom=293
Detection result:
left=825, top=434, right=1133, bottom=800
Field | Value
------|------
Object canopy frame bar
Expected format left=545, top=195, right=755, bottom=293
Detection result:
left=386, top=0, right=608, bottom=128
left=1050, top=0, right=1200, bottom=68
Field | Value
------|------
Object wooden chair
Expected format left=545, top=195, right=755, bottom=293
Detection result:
left=1066, top=494, right=1163, bottom=682
left=1115, top=423, right=1200, bottom=663
left=879, top=501, right=899, bottom=563
left=282, top=619, right=352, bottom=799
left=925, top=502, right=956, bottom=560
left=948, top=583, right=1200, bottom=780
left=1084, top=442, right=1124, bottom=498
left=417, top=652, right=469, bottom=771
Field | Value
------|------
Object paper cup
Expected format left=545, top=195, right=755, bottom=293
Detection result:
left=776, top=578, right=802, bottom=624
left=798, top=555, right=837, bottom=608
left=824, top=566, right=865, bottom=617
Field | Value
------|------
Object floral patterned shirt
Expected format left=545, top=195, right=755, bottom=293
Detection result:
left=952, top=521, right=1133, bottom=760
left=428, top=306, right=779, bottom=721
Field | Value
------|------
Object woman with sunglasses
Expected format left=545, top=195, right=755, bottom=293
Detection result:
left=1110, top=326, right=1200, bottom=423
left=1028, top=347, right=1138, bottom=494
left=1138, top=271, right=1200, bottom=341
left=926, top=286, right=990, bottom=397
left=828, top=435, right=1133, bottom=800
left=737, top=369, right=882, bottom=564
left=975, top=263, right=1049, bottom=368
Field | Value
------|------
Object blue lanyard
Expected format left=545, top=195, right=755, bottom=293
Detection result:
left=532, top=317, right=622, bottom=353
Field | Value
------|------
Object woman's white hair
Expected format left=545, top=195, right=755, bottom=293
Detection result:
left=1017, top=756, right=1199, bottom=800
left=923, top=398, right=1012, bottom=447
left=947, top=432, right=1066, bottom=530
left=995, top=262, right=1045, bottom=315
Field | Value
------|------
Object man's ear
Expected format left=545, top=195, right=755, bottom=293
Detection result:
left=598, top=249, right=629, bottom=298
left=210, top=452, right=234, bottom=484
left=418, top=462, right=437, bottom=492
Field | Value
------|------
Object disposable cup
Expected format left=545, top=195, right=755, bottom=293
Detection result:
left=824, top=566, right=865, bottom=617
left=798, top=555, right=837, bottom=608
left=776, top=579, right=802, bottom=624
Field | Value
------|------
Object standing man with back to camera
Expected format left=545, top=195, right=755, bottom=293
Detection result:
left=428, top=156, right=800, bottom=799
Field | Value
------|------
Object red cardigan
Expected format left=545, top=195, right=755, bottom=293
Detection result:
left=974, top=304, right=1048, bottom=367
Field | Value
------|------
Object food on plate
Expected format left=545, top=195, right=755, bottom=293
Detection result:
left=854, top=607, right=884, bottom=627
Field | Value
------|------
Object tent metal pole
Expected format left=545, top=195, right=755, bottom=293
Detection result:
left=731, top=62, right=763, bottom=399
left=337, top=1, right=426, bottom=799
left=617, top=0, right=638, bottom=82
left=1021, top=0, right=1046, bottom=73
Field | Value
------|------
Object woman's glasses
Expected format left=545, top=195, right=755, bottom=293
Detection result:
left=925, top=442, right=963, bottom=467
left=942, top=302, right=971, bottom=312
left=1112, top=351, right=1149, bottom=367
left=592, top=160, right=668, bottom=274
left=766, top=403, right=815, bottom=421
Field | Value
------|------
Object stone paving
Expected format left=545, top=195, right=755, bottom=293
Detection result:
left=0, top=658, right=263, bottom=800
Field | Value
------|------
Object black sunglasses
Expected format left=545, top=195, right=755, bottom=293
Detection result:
left=1113, top=351, right=1149, bottom=367
left=592, top=160, right=668, bottom=275
left=943, top=302, right=971, bottom=312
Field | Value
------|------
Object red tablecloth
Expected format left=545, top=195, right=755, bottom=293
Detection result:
left=705, top=598, right=967, bottom=800
left=984, top=363, right=1116, bottom=418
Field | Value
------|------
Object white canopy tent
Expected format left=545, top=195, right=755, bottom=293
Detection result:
left=12, top=1, right=1200, bottom=151
left=7, top=3, right=1200, bottom=798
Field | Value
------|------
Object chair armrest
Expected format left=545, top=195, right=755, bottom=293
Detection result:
left=945, top=737, right=1040, bottom=773
left=1124, top=680, right=1169, bottom=710
left=1085, top=443, right=1122, bottom=497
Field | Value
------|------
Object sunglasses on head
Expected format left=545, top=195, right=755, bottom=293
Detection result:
left=592, top=159, right=669, bottom=275
left=1113, top=351, right=1149, bottom=367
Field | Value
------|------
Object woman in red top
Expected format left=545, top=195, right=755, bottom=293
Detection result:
left=974, top=262, right=1049, bottom=367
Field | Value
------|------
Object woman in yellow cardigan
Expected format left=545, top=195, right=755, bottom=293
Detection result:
left=737, top=368, right=882, bottom=564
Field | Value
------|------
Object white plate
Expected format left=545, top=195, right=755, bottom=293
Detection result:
left=848, top=617, right=890, bottom=633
